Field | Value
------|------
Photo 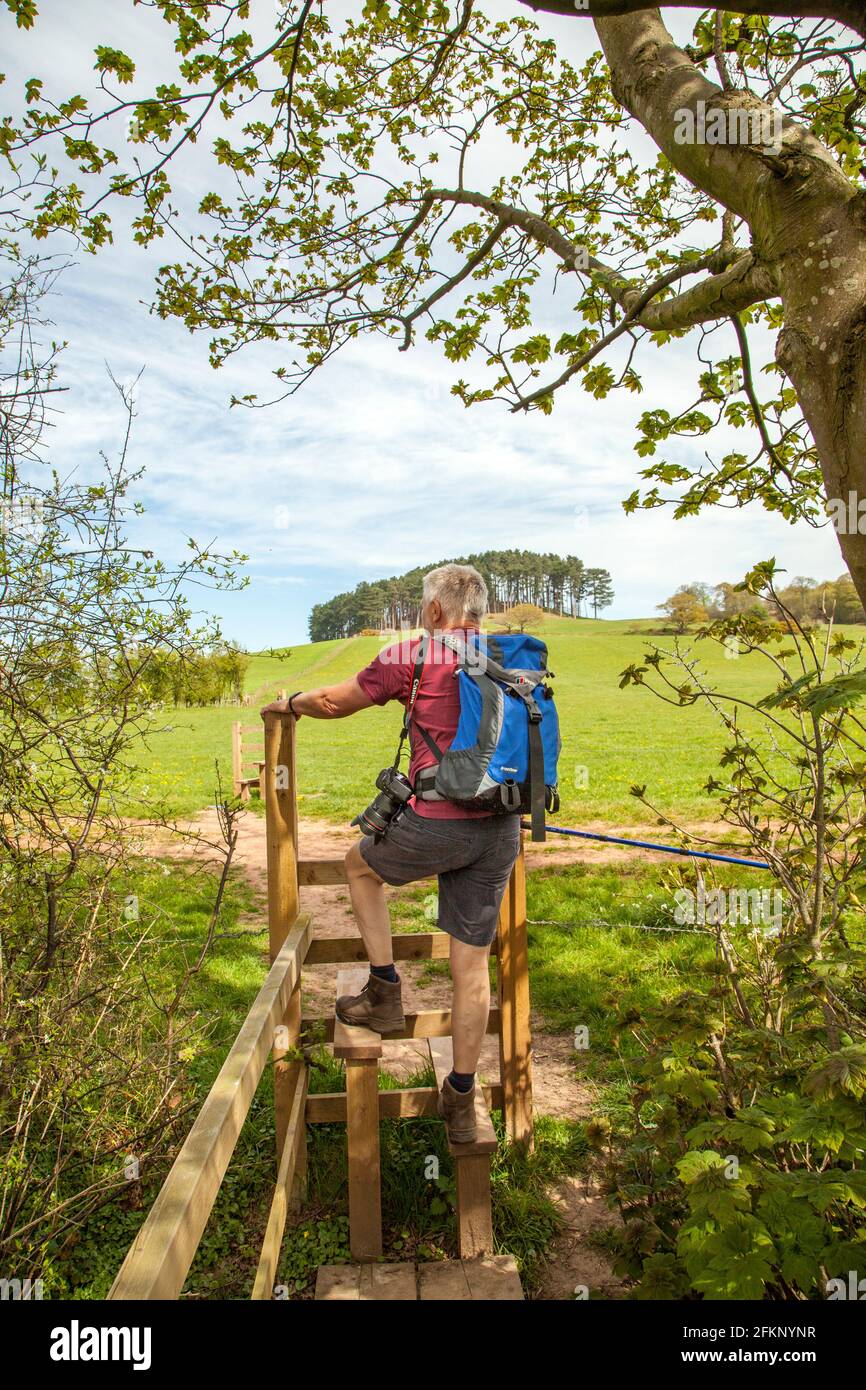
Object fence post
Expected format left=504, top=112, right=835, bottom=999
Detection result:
left=264, top=713, right=304, bottom=1192
left=232, top=721, right=243, bottom=799
left=496, top=835, right=533, bottom=1149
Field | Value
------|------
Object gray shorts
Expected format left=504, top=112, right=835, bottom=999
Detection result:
left=359, top=806, right=521, bottom=948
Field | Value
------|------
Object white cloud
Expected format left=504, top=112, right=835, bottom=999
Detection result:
left=2, top=1, right=847, bottom=647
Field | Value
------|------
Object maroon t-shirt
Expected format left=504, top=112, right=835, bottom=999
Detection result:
left=356, top=629, right=493, bottom=819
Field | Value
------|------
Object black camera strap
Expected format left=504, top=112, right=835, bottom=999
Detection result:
left=392, top=632, right=432, bottom=770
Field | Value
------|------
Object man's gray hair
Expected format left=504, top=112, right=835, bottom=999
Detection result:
left=422, top=563, right=488, bottom=625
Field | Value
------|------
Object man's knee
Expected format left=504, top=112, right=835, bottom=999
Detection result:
left=450, top=937, right=492, bottom=985
left=345, top=841, right=382, bottom=883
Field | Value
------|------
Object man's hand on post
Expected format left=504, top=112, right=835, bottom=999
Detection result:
left=260, top=696, right=299, bottom=720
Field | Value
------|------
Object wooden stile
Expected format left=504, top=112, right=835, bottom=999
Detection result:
left=109, top=714, right=534, bottom=1299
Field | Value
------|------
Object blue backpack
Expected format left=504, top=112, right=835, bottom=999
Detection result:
left=409, top=631, right=561, bottom=841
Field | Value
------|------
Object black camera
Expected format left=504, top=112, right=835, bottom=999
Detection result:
left=352, top=766, right=414, bottom=840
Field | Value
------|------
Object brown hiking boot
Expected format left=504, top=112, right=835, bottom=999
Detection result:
left=438, top=1075, right=477, bottom=1145
left=335, top=973, right=405, bottom=1034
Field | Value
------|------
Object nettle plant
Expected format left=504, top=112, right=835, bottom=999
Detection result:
left=608, top=560, right=866, bottom=1300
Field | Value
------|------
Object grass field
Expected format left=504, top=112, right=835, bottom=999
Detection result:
left=62, top=849, right=740, bottom=1297
left=130, top=615, right=864, bottom=825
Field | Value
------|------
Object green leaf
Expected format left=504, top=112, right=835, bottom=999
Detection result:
left=94, top=46, right=136, bottom=84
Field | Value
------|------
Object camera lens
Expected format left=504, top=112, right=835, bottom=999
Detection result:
left=352, top=768, right=415, bottom=840
left=353, top=789, right=398, bottom=838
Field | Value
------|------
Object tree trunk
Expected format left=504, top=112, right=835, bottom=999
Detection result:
left=593, top=10, right=866, bottom=605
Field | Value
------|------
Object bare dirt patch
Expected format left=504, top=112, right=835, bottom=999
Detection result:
left=536, top=1176, right=626, bottom=1300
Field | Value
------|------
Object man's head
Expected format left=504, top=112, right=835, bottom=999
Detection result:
left=421, top=563, right=488, bottom=633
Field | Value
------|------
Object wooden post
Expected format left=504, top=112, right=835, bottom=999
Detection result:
left=264, top=713, right=303, bottom=1170
left=496, top=836, right=533, bottom=1149
left=346, top=1059, right=383, bottom=1259
left=232, top=720, right=243, bottom=800
left=455, top=1156, right=494, bottom=1258
left=264, top=713, right=299, bottom=962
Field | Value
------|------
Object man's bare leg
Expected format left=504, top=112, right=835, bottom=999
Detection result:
left=337, top=843, right=404, bottom=1030
left=344, top=840, right=393, bottom=966
left=449, top=937, right=492, bottom=1074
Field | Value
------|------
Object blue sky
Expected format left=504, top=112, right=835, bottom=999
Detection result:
left=3, top=2, right=845, bottom=647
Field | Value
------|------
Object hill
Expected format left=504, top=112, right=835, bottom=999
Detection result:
left=128, top=614, right=864, bottom=826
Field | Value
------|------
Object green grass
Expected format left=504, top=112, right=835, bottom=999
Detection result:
left=128, top=616, right=865, bottom=824
left=60, top=847, right=799, bottom=1298
left=57, top=856, right=272, bottom=1299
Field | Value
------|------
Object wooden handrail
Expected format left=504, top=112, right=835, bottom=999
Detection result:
left=108, top=915, right=311, bottom=1301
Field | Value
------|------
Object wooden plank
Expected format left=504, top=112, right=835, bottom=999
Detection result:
left=427, top=1037, right=497, bottom=1156
left=108, top=916, right=312, bottom=1300
left=250, top=1068, right=308, bottom=1300
left=315, top=1266, right=360, bottom=1301
left=305, top=1083, right=503, bottom=1124
left=454, top=1155, right=494, bottom=1258
left=359, top=1264, right=417, bottom=1301
left=497, top=840, right=533, bottom=1148
left=333, top=968, right=383, bottom=1060
left=346, top=1058, right=382, bottom=1259
left=298, top=860, right=438, bottom=887
left=298, top=858, right=348, bottom=887
left=306, top=930, right=493, bottom=965
left=315, top=1260, right=520, bottom=1302
left=305, top=1007, right=501, bottom=1044
left=417, top=1262, right=473, bottom=1301
left=462, top=1254, right=523, bottom=1301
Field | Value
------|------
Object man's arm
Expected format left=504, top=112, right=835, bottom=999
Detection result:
left=261, top=676, right=373, bottom=720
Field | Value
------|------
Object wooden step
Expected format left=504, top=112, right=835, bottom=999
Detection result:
left=308, top=1005, right=501, bottom=1044
left=315, top=1256, right=522, bottom=1301
left=427, top=1037, right=497, bottom=1156
left=332, top=968, right=382, bottom=1060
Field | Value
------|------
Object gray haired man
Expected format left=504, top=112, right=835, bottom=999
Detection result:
left=262, top=564, right=521, bottom=1143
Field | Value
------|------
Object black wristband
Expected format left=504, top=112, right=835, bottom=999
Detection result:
left=287, top=690, right=303, bottom=715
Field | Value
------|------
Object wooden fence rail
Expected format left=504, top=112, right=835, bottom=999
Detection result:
left=108, top=915, right=311, bottom=1300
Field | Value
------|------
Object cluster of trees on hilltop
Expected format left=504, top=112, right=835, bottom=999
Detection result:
left=308, top=551, right=614, bottom=640
left=660, top=576, right=866, bottom=632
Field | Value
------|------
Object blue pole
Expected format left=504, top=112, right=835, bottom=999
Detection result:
left=521, top=822, right=770, bottom=870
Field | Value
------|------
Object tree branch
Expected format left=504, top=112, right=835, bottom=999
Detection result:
left=425, top=186, right=778, bottom=331
left=518, top=0, right=866, bottom=42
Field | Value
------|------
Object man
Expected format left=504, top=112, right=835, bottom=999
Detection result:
left=261, top=563, right=521, bottom=1144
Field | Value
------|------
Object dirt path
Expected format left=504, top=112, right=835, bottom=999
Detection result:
left=153, top=808, right=641, bottom=1298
